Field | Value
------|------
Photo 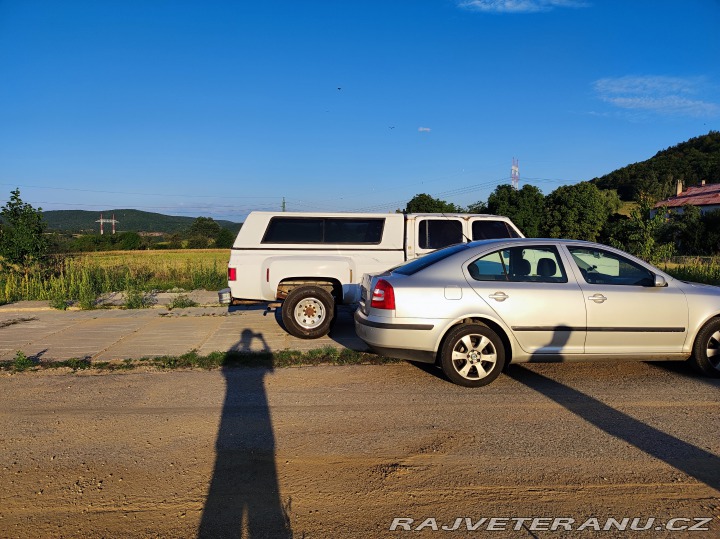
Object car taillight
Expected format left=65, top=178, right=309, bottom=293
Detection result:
left=228, top=267, right=237, bottom=281
left=371, top=279, right=395, bottom=310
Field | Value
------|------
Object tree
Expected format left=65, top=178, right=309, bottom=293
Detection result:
left=606, top=193, right=673, bottom=263
left=189, top=217, right=222, bottom=239
left=0, top=188, right=49, bottom=268
left=186, top=216, right=223, bottom=249
left=486, top=184, right=545, bottom=237
left=701, top=210, right=720, bottom=254
left=406, top=193, right=461, bottom=214
left=117, top=231, right=143, bottom=250
left=215, top=228, right=235, bottom=249
left=187, top=235, right=210, bottom=249
left=542, top=182, right=611, bottom=241
left=465, top=200, right=488, bottom=214
left=661, top=205, right=704, bottom=255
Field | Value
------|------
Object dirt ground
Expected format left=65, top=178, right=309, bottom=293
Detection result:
left=1, top=361, right=718, bottom=538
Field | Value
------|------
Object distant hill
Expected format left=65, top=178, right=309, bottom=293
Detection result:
left=41, top=209, right=242, bottom=234
left=591, top=131, right=720, bottom=201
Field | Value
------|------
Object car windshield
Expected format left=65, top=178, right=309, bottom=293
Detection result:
left=393, top=243, right=471, bottom=276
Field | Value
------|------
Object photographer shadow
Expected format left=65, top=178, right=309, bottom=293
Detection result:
left=198, top=329, right=292, bottom=538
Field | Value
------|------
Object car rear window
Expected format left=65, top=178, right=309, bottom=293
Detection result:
left=394, top=243, right=471, bottom=276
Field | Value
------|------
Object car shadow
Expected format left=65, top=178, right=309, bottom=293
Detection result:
left=410, top=325, right=720, bottom=490
left=648, top=360, right=720, bottom=388
left=508, top=325, right=720, bottom=491
left=198, top=331, right=292, bottom=538
left=509, top=364, right=720, bottom=490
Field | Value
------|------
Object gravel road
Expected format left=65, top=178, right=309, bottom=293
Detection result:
left=1, top=359, right=718, bottom=538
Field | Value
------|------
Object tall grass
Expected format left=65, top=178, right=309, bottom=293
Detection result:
left=663, top=258, right=720, bottom=285
left=0, top=250, right=228, bottom=304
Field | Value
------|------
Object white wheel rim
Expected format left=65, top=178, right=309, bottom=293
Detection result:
left=451, top=333, right=497, bottom=380
left=294, top=298, right=326, bottom=329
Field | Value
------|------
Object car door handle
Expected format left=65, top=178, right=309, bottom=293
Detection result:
left=489, top=292, right=509, bottom=302
left=588, top=293, right=607, bottom=303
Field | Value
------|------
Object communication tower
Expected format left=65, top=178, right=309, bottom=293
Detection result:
left=511, top=158, right=519, bottom=191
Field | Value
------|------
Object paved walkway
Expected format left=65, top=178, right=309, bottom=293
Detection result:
left=0, top=292, right=367, bottom=362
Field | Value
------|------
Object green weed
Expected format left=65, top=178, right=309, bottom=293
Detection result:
left=12, top=351, right=35, bottom=372
left=124, top=288, right=154, bottom=309
left=167, top=294, right=198, bottom=310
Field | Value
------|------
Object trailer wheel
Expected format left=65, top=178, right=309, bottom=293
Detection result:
left=281, top=286, right=335, bottom=339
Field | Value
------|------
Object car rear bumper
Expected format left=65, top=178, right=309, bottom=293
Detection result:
left=354, top=310, right=440, bottom=363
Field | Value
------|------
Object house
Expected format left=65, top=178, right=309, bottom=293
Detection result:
left=653, top=180, right=720, bottom=215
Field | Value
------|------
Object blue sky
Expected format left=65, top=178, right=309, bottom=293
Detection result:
left=1, top=0, right=718, bottom=222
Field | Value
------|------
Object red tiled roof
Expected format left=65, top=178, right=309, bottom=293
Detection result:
left=654, top=183, right=720, bottom=208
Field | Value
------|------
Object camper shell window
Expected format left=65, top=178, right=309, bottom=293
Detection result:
left=262, top=217, right=385, bottom=244
left=472, top=220, right=521, bottom=240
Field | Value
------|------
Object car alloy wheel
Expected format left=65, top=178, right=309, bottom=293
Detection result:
left=440, top=323, right=505, bottom=387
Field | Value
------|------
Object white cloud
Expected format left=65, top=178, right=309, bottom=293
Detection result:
left=418, top=127, right=432, bottom=132
left=458, top=0, right=588, bottom=13
left=593, top=75, right=719, bottom=118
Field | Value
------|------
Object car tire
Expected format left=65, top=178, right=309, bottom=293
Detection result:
left=439, top=323, right=505, bottom=387
left=689, top=317, right=720, bottom=378
left=281, top=286, right=335, bottom=339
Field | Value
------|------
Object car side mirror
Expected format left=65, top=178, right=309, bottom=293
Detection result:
left=654, top=275, right=667, bottom=287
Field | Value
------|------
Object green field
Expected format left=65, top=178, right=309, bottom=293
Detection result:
left=1, top=250, right=718, bottom=308
left=1, top=249, right=229, bottom=306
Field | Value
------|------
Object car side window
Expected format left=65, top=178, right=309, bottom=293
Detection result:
left=568, top=247, right=654, bottom=286
left=468, top=246, right=567, bottom=283
left=467, top=251, right=507, bottom=281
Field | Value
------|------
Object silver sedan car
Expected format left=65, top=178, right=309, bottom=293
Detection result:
left=354, top=238, right=720, bottom=387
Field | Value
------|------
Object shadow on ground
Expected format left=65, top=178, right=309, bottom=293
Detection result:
left=509, top=364, right=720, bottom=491
left=198, top=331, right=292, bottom=538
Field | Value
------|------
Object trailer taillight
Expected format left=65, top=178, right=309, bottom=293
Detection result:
left=228, top=267, right=237, bottom=281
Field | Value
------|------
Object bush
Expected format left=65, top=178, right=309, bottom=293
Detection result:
left=124, top=288, right=154, bottom=309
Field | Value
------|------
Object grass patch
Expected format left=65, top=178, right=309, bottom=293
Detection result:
left=44, top=358, right=92, bottom=370
left=0, top=347, right=398, bottom=373
left=167, top=294, right=198, bottom=310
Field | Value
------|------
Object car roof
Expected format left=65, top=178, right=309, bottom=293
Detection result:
left=465, top=237, right=599, bottom=248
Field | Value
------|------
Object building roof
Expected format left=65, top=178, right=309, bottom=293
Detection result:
left=654, top=182, right=720, bottom=209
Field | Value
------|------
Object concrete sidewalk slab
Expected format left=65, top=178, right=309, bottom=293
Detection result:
left=0, top=302, right=368, bottom=362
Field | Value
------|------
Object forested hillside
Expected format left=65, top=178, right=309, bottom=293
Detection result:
left=42, top=209, right=241, bottom=234
left=591, top=131, right=720, bottom=201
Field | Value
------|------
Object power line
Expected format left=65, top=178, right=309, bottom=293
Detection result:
left=0, top=182, right=283, bottom=200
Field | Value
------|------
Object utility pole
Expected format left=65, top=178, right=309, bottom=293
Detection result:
left=282, top=197, right=286, bottom=212
left=96, top=213, right=119, bottom=235
left=511, top=158, right=520, bottom=191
